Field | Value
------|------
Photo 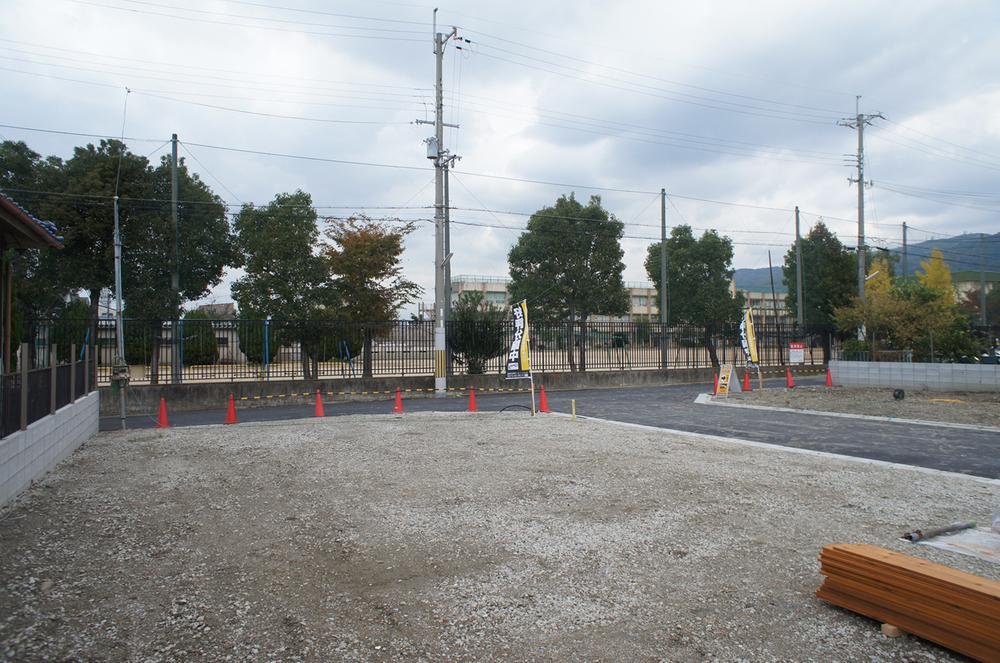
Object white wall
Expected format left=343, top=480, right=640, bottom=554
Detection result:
left=0, top=391, right=99, bottom=507
left=830, top=360, right=1000, bottom=391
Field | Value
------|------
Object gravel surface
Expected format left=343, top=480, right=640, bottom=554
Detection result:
left=1, top=413, right=997, bottom=662
left=729, top=385, right=1000, bottom=427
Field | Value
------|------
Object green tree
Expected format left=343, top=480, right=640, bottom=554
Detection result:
left=324, top=216, right=422, bottom=377
left=835, top=264, right=976, bottom=362
left=1, top=140, right=235, bottom=381
left=781, top=222, right=855, bottom=359
left=508, top=194, right=628, bottom=372
left=447, top=291, right=507, bottom=374
left=40, top=140, right=154, bottom=321
left=51, top=299, right=92, bottom=363
left=0, top=141, right=67, bottom=349
left=236, top=313, right=280, bottom=366
left=180, top=310, right=219, bottom=366
left=645, top=225, right=744, bottom=368
left=125, top=155, right=236, bottom=382
left=232, top=191, right=333, bottom=379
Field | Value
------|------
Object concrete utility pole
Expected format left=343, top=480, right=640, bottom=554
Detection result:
left=902, top=221, right=908, bottom=278
left=980, top=233, right=988, bottom=326
left=170, top=133, right=182, bottom=385
left=417, top=9, right=459, bottom=396
left=112, top=195, right=126, bottom=430
left=794, top=206, right=804, bottom=328
left=839, top=97, right=884, bottom=304
left=659, top=188, right=668, bottom=368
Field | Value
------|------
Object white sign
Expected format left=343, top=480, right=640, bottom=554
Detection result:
left=789, top=341, right=806, bottom=364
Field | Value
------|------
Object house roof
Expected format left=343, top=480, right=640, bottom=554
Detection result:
left=0, top=191, right=62, bottom=249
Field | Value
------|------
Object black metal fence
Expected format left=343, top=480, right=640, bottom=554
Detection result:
left=1, top=344, right=95, bottom=439
left=21, top=318, right=826, bottom=386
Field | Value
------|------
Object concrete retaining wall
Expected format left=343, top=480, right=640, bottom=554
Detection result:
left=100, top=364, right=825, bottom=416
left=1, top=391, right=100, bottom=507
left=830, top=360, right=1000, bottom=391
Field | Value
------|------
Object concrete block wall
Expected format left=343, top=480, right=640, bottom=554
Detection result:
left=0, top=391, right=99, bottom=507
left=830, top=360, right=1000, bottom=391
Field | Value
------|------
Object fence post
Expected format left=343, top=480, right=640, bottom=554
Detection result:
left=20, top=342, right=28, bottom=431
left=70, top=343, right=76, bottom=402
left=50, top=344, right=57, bottom=415
left=84, top=344, right=90, bottom=394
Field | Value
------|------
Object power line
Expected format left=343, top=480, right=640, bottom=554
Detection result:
left=0, top=38, right=432, bottom=91
left=61, top=0, right=427, bottom=42
left=470, top=39, right=845, bottom=121
left=0, top=53, right=431, bottom=101
left=469, top=49, right=836, bottom=126
left=4, top=123, right=971, bottom=227
left=98, top=0, right=428, bottom=33
left=134, top=90, right=412, bottom=126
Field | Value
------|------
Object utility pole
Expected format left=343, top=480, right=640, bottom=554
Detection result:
left=444, top=161, right=453, bottom=375
left=416, top=9, right=459, bottom=397
left=838, top=97, right=884, bottom=303
left=170, top=133, right=181, bottom=385
left=659, top=188, right=668, bottom=369
left=794, top=206, right=804, bottom=329
left=902, top=221, right=908, bottom=278
left=112, top=195, right=126, bottom=430
left=980, top=233, right=988, bottom=326
left=767, top=250, right=783, bottom=365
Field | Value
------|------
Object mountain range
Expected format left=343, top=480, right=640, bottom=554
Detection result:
left=733, top=232, right=1000, bottom=293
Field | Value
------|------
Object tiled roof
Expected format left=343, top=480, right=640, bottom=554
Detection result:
left=0, top=191, right=63, bottom=247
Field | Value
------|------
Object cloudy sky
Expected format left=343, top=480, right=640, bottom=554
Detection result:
left=3, top=0, right=998, bottom=311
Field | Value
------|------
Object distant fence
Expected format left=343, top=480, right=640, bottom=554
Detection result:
left=21, top=318, right=825, bottom=386
left=2, top=343, right=95, bottom=439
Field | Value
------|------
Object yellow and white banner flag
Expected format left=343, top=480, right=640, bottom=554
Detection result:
left=505, top=300, right=532, bottom=380
left=739, top=307, right=759, bottom=366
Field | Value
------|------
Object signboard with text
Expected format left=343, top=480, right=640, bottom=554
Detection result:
left=789, top=341, right=806, bottom=364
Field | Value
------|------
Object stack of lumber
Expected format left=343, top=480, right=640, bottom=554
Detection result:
left=817, top=544, right=1000, bottom=661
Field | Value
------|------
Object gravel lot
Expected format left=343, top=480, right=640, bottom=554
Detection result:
left=2, top=413, right=998, bottom=662
left=729, top=385, right=1000, bottom=427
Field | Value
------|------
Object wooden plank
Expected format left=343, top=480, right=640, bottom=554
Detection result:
left=820, top=576, right=998, bottom=643
left=817, top=544, right=1000, bottom=662
left=818, top=585, right=998, bottom=662
left=819, top=557, right=999, bottom=616
left=822, top=544, right=1000, bottom=599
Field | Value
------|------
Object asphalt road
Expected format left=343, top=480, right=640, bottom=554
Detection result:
left=101, top=377, right=1000, bottom=479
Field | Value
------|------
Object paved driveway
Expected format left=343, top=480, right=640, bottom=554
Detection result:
left=101, top=377, right=1000, bottom=479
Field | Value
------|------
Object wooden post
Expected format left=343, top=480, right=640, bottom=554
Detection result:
left=84, top=344, right=90, bottom=394
left=70, top=343, right=76, bottom=402
left=50, top=344, right=57, bottom=414
left=20, top=342, right=28, bottom=431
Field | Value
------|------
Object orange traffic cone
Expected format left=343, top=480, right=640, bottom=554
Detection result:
left=314, top=389, right=325, bottom=417
left=468, top=387, right=477, bottom=412
left=742, top=369, right=752, bottom=392
left=825, top=367, right=834, bottom=388
left=785, top=367, right=795, bottom=389
left=538, top=385, right=550, bottom=413
left=713, top=372, right=719, bottom=395
left=156, top=397, right=170, bottom=428
left=393, top=388, right=404, bottom=414
left=225, top=393, right=237, bottom=424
